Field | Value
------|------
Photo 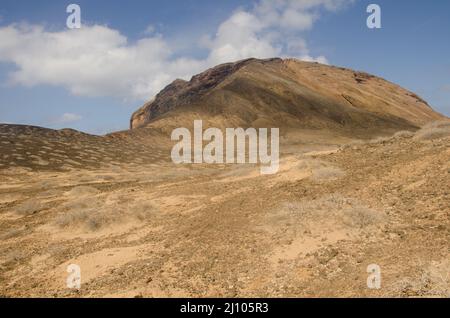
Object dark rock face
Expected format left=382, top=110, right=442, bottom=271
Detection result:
left=130, top=58, right=282, bottom=129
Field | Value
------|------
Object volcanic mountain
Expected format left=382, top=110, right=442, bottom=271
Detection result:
left=130, top=58, right=443, bottom=135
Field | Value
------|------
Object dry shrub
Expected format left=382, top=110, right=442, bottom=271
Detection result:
left=341, top=206, right=385, bottom=228
left=55, top=196, right=157, bottom=231
left=387, top=259, right=450, bottom=297
left=340, top=139, right=364, bottom=150
left=272, top=194, right=386, bottom=232
left=365, top=130, right=415, bottom=144
left=0, top=228, right=23, bottom=240
left=55, top=209, right=93, bottom=229
left=393, top=130, right=415, bottom=139
left=132, top=202, right=158, bottom=221
left=14, top=199, right=42, bottom=216
left=342, top=129, right=416, bottom=149
left=65, top=186, right=100, bottom=197
left=311, top=167, right=345, bottom=181
left=55, top=207, right=121, bottom=231
left=1, top=250, right=26, bottom=269
left=414, top=121, right=450, bottom=141
left=296, top=159, right=345, bottom=182
left=425, top=120, right=450, bottom=129
left=38, top=180, right=55, bottom=190
left=368, top=136, right=391, bottom=144
left=414, top=128, right=450, bottom=140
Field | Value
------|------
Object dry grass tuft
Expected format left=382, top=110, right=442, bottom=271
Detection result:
left=368, top=136, right=392, bottom=144
left=311, top=166, right=345, bottom=181
left=14, top=199, right=42, bottom=216
left=341, top=206, right=385, bottom=229
left=65, top=186, right=100, bottom=197
left=272, top=194, right=386, bottom=232
left=296, top=159, right=345, bottom=182
left=55, top=209, right=95, bottom=230
left=413, top=121, right=450, bottom=141
left=55, top=196, right=157, bottom=231
left=340, top=139, right=365, bottom=150
left=0, top=228, right=24, bottom=240
left=132, top=202, right=158, bottom=221
left=387, top=259, right=450, bottom=297
left=393, top=130, right=415, bottom=139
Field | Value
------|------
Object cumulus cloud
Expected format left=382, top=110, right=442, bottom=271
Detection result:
left=203, top=0, right=353, bottom=65
left=50, top=113, right=82, bottom=125
left=47, top=113, right=83, bottom=126
left=0, top=0, right=352, bottom=101
left=0, top=24, right=205, bottom=100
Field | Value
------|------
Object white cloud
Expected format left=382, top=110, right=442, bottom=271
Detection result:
left=0, top=0, right=352, bottom=101
left=205, top=11, right=281, bottom=65
left=51, top=113, right=82, bottom=124
left=144, top=24, right=156, bottom=35
left=203, top=0, right=354, bottom=66
left=0, top=23, right=206, bottom=100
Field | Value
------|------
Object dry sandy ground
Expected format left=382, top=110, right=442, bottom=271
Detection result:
left=0, top=125, right=449, bottom=298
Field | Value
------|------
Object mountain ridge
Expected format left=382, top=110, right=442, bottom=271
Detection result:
left=130, top=58, right=444, bottom=132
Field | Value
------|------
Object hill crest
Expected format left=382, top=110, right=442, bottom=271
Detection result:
left=130, top=58, right=444, bottom=132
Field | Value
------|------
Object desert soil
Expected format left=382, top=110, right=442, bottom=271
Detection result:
left=0, top=126, right=449, bottom=298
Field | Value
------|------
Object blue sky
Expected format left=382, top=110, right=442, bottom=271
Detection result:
left=0, top=0, right=449, bottom=134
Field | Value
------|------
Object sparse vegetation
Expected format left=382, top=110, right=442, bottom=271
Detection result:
left=368, top=136, right=392, bottom=144
left=413, top=121, right=450, bottom=141
left=340, top=139, right=364, bottom=150
left=1, top=251, right=26, bottom=270
left=340, top=121, right=450, bottom=148
left=296, top=159, right=346, bottom=182
left=55, top=209, right=94, bottom=229
left=273, top=194, right=386, bottom=231
left=387, top=259, right=450, bottom=297
left=14, top=199, right=42, bottom=216
left=0, top=228, right=24, bottom=240
left=311, top=166, right=345, bottom=181
left=132, top=202, right=159, bottom=221
left=341, top=206, right=385, bottom=228
left=393, top=130, right=415, bottom=139
left=55, top=198, right=157, bottom=231
left=65, top=186, right=100, bottom=197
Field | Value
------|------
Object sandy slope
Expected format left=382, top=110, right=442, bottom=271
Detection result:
left=0, top=126, right=448, bottom=297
